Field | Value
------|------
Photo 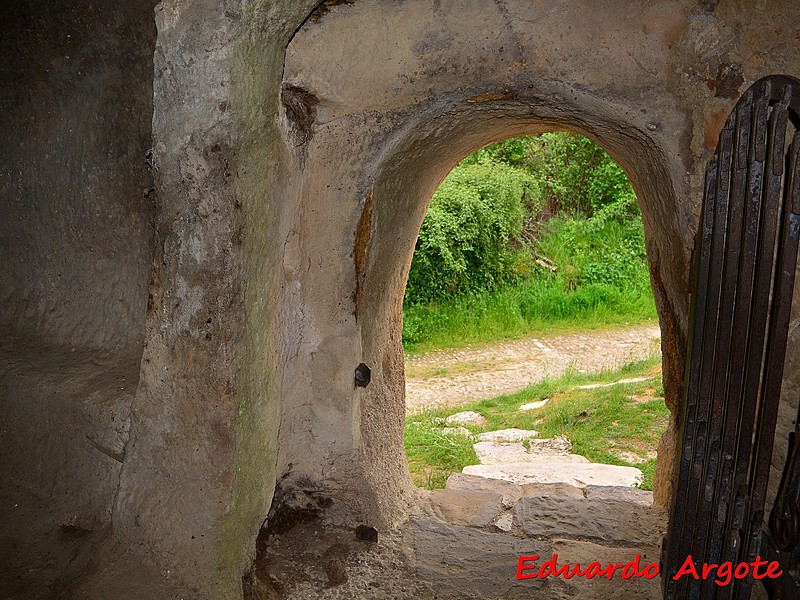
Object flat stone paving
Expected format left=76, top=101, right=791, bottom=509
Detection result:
left=473, top=440, right=589, bottom=465
left=465, top=437, right=644, bottom=488
left=462, top=461, right=643, bottom=487
left=409, top=478, right=668, bottom=599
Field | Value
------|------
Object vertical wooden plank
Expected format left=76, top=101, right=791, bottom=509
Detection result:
left=664, top=156, right=724, bottom=598
left=737, top=103, right=797, bottom=599
left=664, top=158, right=719, bottom=598
left=767, top=136, right=800, bottom=559
left=670, top=117, right=737, bottom=598
left=709, top=89, right=770, bottom=600
left=729, top=99, right=789, bottom=600
left=697, top=94, right=753, bottom=600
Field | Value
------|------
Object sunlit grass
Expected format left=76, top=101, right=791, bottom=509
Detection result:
left=403, top=214, right=657, bottom=354
left=403, top=280, right=657, bottom=354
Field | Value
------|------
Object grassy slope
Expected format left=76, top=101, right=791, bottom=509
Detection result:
left=403, top=214, right=657, bottom=354
left=403, top=280, right=657, bottom=354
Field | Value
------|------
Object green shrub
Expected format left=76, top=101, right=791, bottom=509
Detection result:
left=537, top=208, right=649, bottom=292
left=402, top=196, right=655, bottom=349
left=461, top=136, right=535, bottom=169
left=523, top=132, right=635, bottom=217
left=404, top=161, right=534, bottom=305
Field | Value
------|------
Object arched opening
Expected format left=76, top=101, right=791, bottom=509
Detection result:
left=354, top=108, right=683, bottom=527
left=253, top=105, right=684, bottom=597
left=272, top=6, right=693, bottom=588
left=254, top=1, right=700, bottom=594
left=314, top=109, right=684, bottom=597
left=401, top=132, right=666, bottom=497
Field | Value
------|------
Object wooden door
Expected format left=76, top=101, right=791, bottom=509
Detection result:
left=663, top=75, right=800, bottom=599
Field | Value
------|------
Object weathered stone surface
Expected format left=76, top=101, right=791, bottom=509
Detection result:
left=445, top=473, right=523, bottom=507
left=473, top=440, right=586, bottom=465
left=409, top=518, right=550, bottom=599
left=584, top=485, right=654, bottom=506
left=513, top=494, right=668, bottom=547
left=463, top=461, right=643, bottom=488
left=441, top=426, right=472, bottom=437
left=0, top=1, right=160, bottom=597
left=544, top=538, right=663, bottom=599
left=528, top=437, right=573, bottom=454
left=477, top=429, right=540, bottom=443
left=445, top=411, right=488, bottom=427
left=425, top=489, right=504, bottom=527
left=474, top=441, right=528, bottom=463
left=519, top=482, right=587, bottom=500
left=261, top=526, right=434, bottom=600
left=494, top=512, right=514, bottom=532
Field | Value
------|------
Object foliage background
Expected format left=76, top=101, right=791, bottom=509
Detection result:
left=403, top=133, right=656, bottom=349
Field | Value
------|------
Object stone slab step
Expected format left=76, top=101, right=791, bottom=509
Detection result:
left=445, top=475, right=654, bottom=506
left=513, top=493, right=666, bottom=546
left=424, top=488, right=504, bottom=527
left=473, top=441, right=590, bottom=465
left=445, top=472, right=524, bottom=507
left=408, top=516, right=665, bottom=599
left=462, top=461, right=643, bottom=488
left=584, top=484, right=654, bottom=506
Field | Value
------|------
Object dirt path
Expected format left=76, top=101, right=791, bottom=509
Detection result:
left=404, top=323, right=661, bottom=413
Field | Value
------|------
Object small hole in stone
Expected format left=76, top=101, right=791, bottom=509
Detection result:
left=354, top=363, right=371, bottom=387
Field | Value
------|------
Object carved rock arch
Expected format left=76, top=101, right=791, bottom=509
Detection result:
left=276, top=0, right=691, bottom=529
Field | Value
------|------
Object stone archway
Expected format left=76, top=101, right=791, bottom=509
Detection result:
left=275, top=0, right=692, bottom=531
left=5, top=0, right=800, bottom=598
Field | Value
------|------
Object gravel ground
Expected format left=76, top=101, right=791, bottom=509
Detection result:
left=405, top=324, right=661, bottom=413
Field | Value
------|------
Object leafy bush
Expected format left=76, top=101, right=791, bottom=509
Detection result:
left=461, top=136, right=535, bottom=169
left=402, top=213, right=656, bottom=350
left=537, top=206, right=649, bottom=292
left=524, top=132, right=635, bottom=217
left=404, top=161, right=533, bottom=305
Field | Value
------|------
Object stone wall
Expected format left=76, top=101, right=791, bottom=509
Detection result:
left=1, top=1, right=800, bottom=598
left=0, top=1, right=157, bottom=596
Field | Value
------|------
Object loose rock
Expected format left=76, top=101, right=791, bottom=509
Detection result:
left=440, top=426, right=471, bottom=437
left=519, top=398, right=549, bottom=411
left=477, top=428, right=540, bottom=443
left=444, top=411, right=487, bottom=427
